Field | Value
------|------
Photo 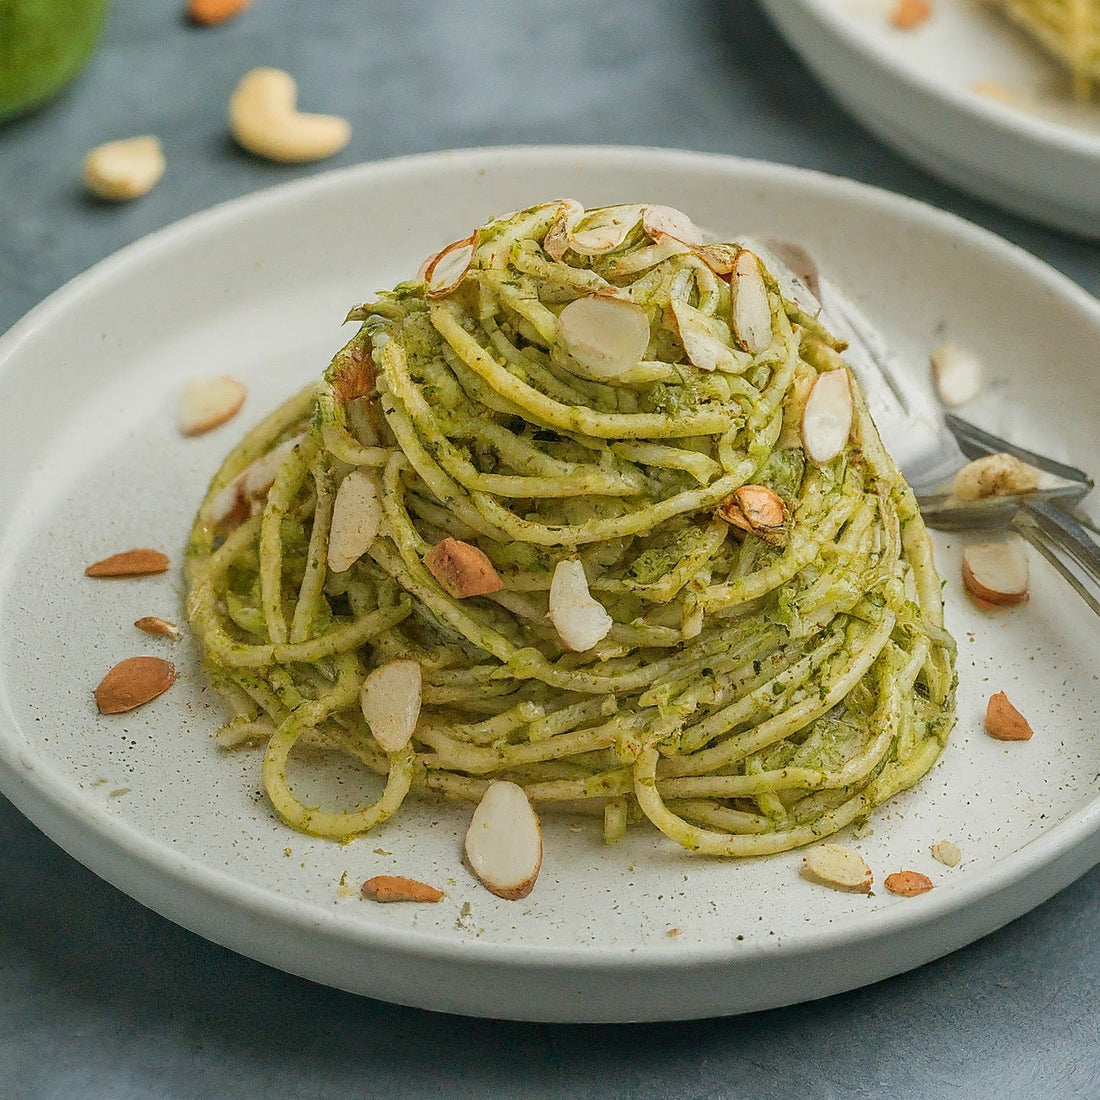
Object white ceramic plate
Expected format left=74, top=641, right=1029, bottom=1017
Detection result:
left=1, top=147, right=1098, bottom=1023
left=759, top=0, right=1100, bottom=237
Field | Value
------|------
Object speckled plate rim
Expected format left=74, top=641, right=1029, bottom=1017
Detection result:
left=1, top=146, right=1099, bottom=1021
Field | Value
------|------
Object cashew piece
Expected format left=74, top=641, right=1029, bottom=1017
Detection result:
left=229, top=67, right=350, bottom=163
left=82, top=136, right=166, bottom=201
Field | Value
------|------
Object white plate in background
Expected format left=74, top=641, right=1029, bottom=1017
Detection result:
left=0, top=146, right=1099, bottom=1023
left=759, top=0, right=1100, bottom=237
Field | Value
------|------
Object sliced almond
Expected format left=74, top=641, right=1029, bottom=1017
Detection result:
left=94, top=656, right=176, bottom=714
left=134, top=616, right=180, bottom=638
left=360, top=659, right=422, bottom=753
left=930, top=341, right=983, bottom=407
left=730, top=249, right=773, bottom=355
left=542, top=198, right=586, bottom=260
left=799, top=843, right=873, bottom=893
left=423, top=234, right=475, bottom=298
left=884, top=870, right=934, bottom=896
left=985, top=691, right=1034, bottom=741
left=556, top=294, right=650, bottom=378
left=549, top=558, right=613, bottom=652
left=930, top=839, right=962, bottom=867
left=717, top=484, right=788, bottom=545
left=327, top=468, right=382, bottom=573
left=206, top=434, right=303, bottom=528
left=566, top=204, right=643, bottom=255
left=694, top=241, right=740, bottom=276
left=179, top=375, right=247, bottom=436
left=951, top=453, right=1039, bottom=501
left=604, top=237, right=693, bottom=278
left=423, top=538, right=504, bottom=598
left=464, top=780, right=543, bottom=900
left=641, top=204, right=703, bottom=246
left=668, top=297, right=739, bottom=373
left=801, top=368, right=853, bottom=464
left=361, top=874, right=444, bottom=903
left=961, top=539, right=1029, bottom=606
left=85, top=548, right=170, bottom=577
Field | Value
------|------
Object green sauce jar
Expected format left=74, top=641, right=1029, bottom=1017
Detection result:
left=0, top=0, right=111, bottom=120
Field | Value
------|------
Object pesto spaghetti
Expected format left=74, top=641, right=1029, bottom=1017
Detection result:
left=185, top=200, right=956, bottom=856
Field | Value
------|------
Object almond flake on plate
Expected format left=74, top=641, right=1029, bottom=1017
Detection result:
left=179, top=375, right=247, bottom=436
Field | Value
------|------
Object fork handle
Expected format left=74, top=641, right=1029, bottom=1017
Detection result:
left=1012, top=499, right=1100, bottom=617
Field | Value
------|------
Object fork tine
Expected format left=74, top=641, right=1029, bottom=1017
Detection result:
left=944, top=413, right=1094, bottom=490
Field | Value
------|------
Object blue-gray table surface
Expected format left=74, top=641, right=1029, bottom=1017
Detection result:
left=1, top=3, right=1097, bottom=1097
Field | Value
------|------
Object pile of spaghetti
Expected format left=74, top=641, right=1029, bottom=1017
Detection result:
left=185, top=200, right=956, bottom=856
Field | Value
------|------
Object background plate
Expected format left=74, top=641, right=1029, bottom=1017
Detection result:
left=759, top=0, right=1100, bottom=237
left=1, top=146, right=1098, bottom=1023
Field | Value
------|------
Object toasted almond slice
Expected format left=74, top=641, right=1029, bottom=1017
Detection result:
left=134, top=616, right=180, bottom=638
left=423, top=537, right=504, bottom=598
left=464, top=780, right=543, bottom=900
left=731, top=249, right=773, bottom=355
left=179, top=376, right=247, bottom=436
left=668, top=296, right=740, bottom=372
left=961, top=539, right=1029, bottom=606
left=930, top=341, right=983, bottom=407
left=360, top=659, right=422, bottom=753
left=717, top=485, right=787, bottom=544
left=85, top=548, right=170, bottom=577
left=206, top=434, right=303, bottom=528
left=985, top=691, right=1034, bottom=741
left=884, top=870, right=934, bottom=896
left=556, top=294, right=650, bottom=378
left=94, top=656, right=176, bottom=714
left=951, top=453, right=1039, bottom=501
left=566, top=204, right=643, bottom=255
left=327, top=468, right=382, bottom=573
left=542, top=198, right=586, bottom=260
left=641, top=204, right=703, bottom=246
left=694, top=241, right=739, bottom=276
left=361, top=874, right=444, bottom=903
left=605, top=237, right=692, bottom=278
left=549, top=559, right=613, bottom=652
left=930, top=839, right=962, bottom=867
left=801, top=368, right=853, bottom=464
left=799, top=843, right=873, bottom=892
left=423, top=234, right=475, bottom=298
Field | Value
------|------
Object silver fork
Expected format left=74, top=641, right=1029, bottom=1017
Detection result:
left=754, top=239, right=1100, bottom=616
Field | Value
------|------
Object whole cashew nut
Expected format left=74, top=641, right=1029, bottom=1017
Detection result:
left=82, top=136, right=166, bottom=201
left=229, top=67, right=351, bottom=164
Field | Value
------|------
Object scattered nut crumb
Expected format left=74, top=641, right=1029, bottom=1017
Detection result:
left=799, top=843, right=874, bottom=893
left=890, top=0, right=932, bottom=30
left=985, top=691, right=1034, bottom=741
left=884, top=870, right=934, bottom=897
left=361, top=875, right=444, bottom=903
left=930, top=839, right=961, bottom=867
left=94, top=656, right=176, bottom=714
left=134, top=616, right=180, bottom=638
left=85, top=548, right=170, bottom=577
